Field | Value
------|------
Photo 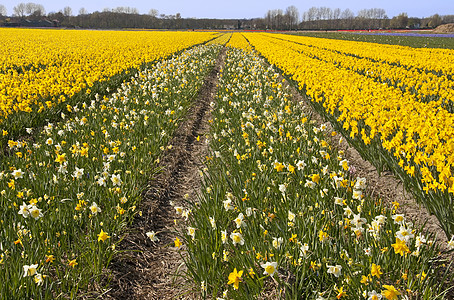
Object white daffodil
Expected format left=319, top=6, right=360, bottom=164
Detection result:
left=111, top=174, right=122, bottom=186
left=230, top=232, right=244, bottom=246
left=146, top=231, right=159, bottom=242
left=72, top=167, right=84, bottom=179
left=326, top=264, right=342, bottom=277
left=29, top=206, right=43, bottom=220
left=23, top=264, right=38, bottom=277
left=89, top=202, right=101, bottom=215
left=261, top=261, right=277, bottom=276
left=11, top=169, right=23, bottom=179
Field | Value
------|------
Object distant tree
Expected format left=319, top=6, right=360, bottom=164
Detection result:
left=274, top=9, right=284, bottom=29
left=302, top=7, right=315, bottom=22
left=25, top=2, right=45, bottom=17
left=390, top=12, right=408, bottom=28
left=428, top=14, right=442, bottom=28
left=442, top=14, right=454, bottom=23
left=284, top=5, right=299, bottom=30
left=264, top=10, right=272, bottom=28
left=265, top=9, right=284, bottom=29
left=340, top=8, right=354, bottom=19
left=112, top=7, right=138, bottom=14
left=13, top=3, right=27, bottom=17
left=373, top=8, right=387, bottom=19
left=407, top=17, right=421, bottom=29
left=0, top=4, right=7, bottom=16
left=333, top=8, right=341, bottom=20
left=355, top=8, right=387, bottom=29
left=148, top=9, right=158, bottom=17
left=63, top=6, right=72, bottom=17
left=318, top=7, right=332, bottom=20
left=339, top=9, right=355, bottom=29
left=357, top=9, right=371, bottom=19
left=48, top=11, right=64, bottom=23
left=78, top=7, right=88, bottom=15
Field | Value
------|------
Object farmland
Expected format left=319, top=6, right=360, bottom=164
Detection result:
left=0, top=29, right=217, bottom=143
left=291, top=31, right=454, bottom=49
left=0, top=28, right=453, bottom=299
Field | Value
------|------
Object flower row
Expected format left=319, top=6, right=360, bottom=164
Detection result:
left=243, top=32, right=454, bottom=237
left=0, top=29, right=216, bottom=125
left=0, top=44, right=221, bottom=298
left=179, top=45, right=452, bottom=299
left=265, top=33, right=454, bottom=110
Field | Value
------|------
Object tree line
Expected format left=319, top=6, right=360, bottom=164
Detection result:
left=0, top=2, right=452, bottom=30
left=264, top=7, right=453, bottom=30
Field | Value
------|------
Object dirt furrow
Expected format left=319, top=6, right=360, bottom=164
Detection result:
left=105, top=47, right=226, bottom=300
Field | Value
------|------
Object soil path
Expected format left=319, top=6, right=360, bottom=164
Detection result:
left=105, top=47, right=226, bottom=300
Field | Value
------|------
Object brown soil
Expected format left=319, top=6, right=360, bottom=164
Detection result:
left=104, top=47, right=226, bottom=300
left=434, top=23, right=454, bottom=33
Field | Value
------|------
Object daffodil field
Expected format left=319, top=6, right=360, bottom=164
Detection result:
left=0, top=29, right=216, bottom=145
left=241, top=32, right=454, bottom=238
left=1, top=28, right=453, bottom=299
left=176, top=34, right=453, bottom=299
left=0, top=31, right=221, bottom=297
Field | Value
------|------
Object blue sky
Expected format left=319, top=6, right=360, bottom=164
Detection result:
left=1, top=0, right=453, bottom=19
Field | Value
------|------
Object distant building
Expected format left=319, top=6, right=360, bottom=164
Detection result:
left=223, top=24, right=235, bottom=30
left=2, top=18, right=59, bottom=27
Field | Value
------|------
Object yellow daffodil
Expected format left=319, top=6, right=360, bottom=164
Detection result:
left=68, top=259, right=78, bottom=268
left=97, top=229, right=110, bottom=242
left=381, top=285, right=400, bottom=300
left=174, top=237, right=182, bottom=248
left=391, top=238, right=410, bottom=256
left=227, top=268, right=243, bottom=290
left=371, top=263, right=383, bottom=278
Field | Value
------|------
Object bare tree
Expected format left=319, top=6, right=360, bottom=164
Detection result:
left=63, top=6, right=72, bottom=17
left=113, top=7, right=138, bottom=14
left=25, top=2, right=45, bottom=17
left=285, top=5, right=299, bottom=30
left=339, top=9, right=354, bottom=29
left=0, top=4, right=6, bottom=16
left=442, top=15, right=454, bottom=23
left=13, top=3, right=27, bottom=17
left=265, top=10, right=272, bottom=28
left=340, top=8, right=354, bottom=19
left=373, top=8, right=387, bottom=19
left=149, top=9, right=158, bottom=17
left=319, top=7, right=333, bottom=20
left=333, top=8, right=341, bottom=20
left=305, top=7, right=318, bottom=22
left=78, top=7, right=87, bottom=15
left=357, top=8, right=387, bottom=20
